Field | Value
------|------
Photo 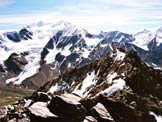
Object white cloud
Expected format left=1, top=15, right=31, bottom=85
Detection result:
left=0, top=12, right=62, bottom=25
left=0, top=0, right=162, bottom=33
left=0, top=0, right=15, bottom=7
left=93, top=0, right=162, bottom=8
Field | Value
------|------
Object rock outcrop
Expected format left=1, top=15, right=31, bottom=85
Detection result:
left=4, top=53, right=28, bottom=73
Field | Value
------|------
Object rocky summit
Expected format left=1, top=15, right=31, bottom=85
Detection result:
left=1, top=49, right=162, bottom=122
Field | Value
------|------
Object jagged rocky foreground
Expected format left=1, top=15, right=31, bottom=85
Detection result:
left=1, top=50, right=162, bottom=122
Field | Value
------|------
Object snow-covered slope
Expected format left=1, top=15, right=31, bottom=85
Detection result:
left=1, top=20, right=162, bottom=87
left=133, top=29, right=153, bottom=50
left=133, top=26, right=162, bottom=50
left=0, top=21, right=103, bottom=85
left=45, top=49, right=127, bottom=97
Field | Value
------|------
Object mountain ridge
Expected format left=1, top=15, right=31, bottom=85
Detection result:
left=0, top=20, right=162, bottom=88
left=1, top=49, right=162, bottom=122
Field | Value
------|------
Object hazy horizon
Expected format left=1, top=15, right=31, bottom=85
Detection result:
left=0, top=0, right=162, bottom=33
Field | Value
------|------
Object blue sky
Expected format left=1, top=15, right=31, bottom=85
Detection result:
left=0, top=0, right=162, bottom=33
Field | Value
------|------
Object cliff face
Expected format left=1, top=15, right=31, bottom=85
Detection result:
left=1, top=49, right=162, bottom=122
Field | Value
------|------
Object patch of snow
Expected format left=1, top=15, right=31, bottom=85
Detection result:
left=48, top=81, right=68, bottom=94
left=133, top=29, right=153, bottom=50
left=121, top=73, right=125, bottom=77
left=76, top=57, right=81, bottom=62
left=102, top=78, right=126, bottom=96
left=133, top=27, right=162, bottom=49
left=156, top=36, right=162, bottom=47
left=67, top=63, right=72, bottom=68
left=28, top=102, right=57, bottom=118
left=115, top=35, right=124, bottom=42
left=100, top=44, right=107, bottom=48
left=45, top=46, right=60, bottom=64
left=149, top=111, right=162, bottom=122
left=113, top=50, right=126, bottom=61
left=61, top=45, right=71, bottom=57
left=82, top=48, right=91, bottom=58
left=84, top=37, right=101, bottom=46
left=107, top=72, right=118, bottom=84
left=24, top=99, right=32, bottom=108
left=48, top=83, right=62, bottom=93
left=62, top=26, right=81, bottom=36
left=73, top=70, right=96, bottom=96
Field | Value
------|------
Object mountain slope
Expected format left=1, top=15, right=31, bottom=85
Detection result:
left=0, top=21, right=162, bottom=89
left=1, top=49, right=162, bottom=122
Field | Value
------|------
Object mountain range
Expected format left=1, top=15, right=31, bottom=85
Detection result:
left=1, top=47, right=162, bottom=122
left=0, top=21, right=162, bottom=89
left=0, top=21, right=162, bottom=122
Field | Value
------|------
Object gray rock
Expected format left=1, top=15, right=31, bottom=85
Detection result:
left=0, top=106, right=8, bottom=119
left=83, top=116, right=98, bottom=122
left=48, top=94, right=87, bottom=121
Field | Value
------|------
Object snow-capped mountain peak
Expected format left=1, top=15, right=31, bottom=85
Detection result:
left=1, top=20, right=162, bottom=87
left=133, top=26, right=162, bottom=50
left=1, top=20, right=100, bottom=85
left=133, top=29, right=153, bottom=50
left=154, top=26, right=162, bottom=46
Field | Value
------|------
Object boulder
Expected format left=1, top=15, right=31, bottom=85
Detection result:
left=0, top=64, right=5, bottom=72
left=4, top=53, right=28, bottom=73
left=30, top=92, right=51, bottom=102
left=98, top=94, right=157, bottom=122
left=83, top=116, right=98, bottom=122
left=48, top=94, right=87, bottom=121
left=0, top=106, right=8, bottom=120
left=79, top=97, right=98, bottom=111
left=28, top=102, right=57, bottom=118
left=90, top=103, right=113, bottom=122
left=28, top=102, right=58, bottom=122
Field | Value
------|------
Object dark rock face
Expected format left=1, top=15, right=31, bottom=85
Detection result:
left=99, top=94, right=157, bottom=122
left=48, top=94, right=87, bottom=121
left=55, top=53, right=65, bottom=62
left=6, top=32, right=21, bottom=42
left=21, top=63, right=60, bottom=89
left=89, top=103, right=113, bottom=122
left=4, top=53, right=28, bottom=73
left=0, top=64, right=5, bottom=72
left=19, top=28, right=33, bottom=40
left=121, top=50, right=162, bottom=98
left=29, top=92, right=51, bottom=102
left=40, top=30, right=89, bottom=73
left=5, top=28, right=33, bottom=42
left=100, top=31, right=135, bottom=43
left=83, top=116, right=98, bottom=122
